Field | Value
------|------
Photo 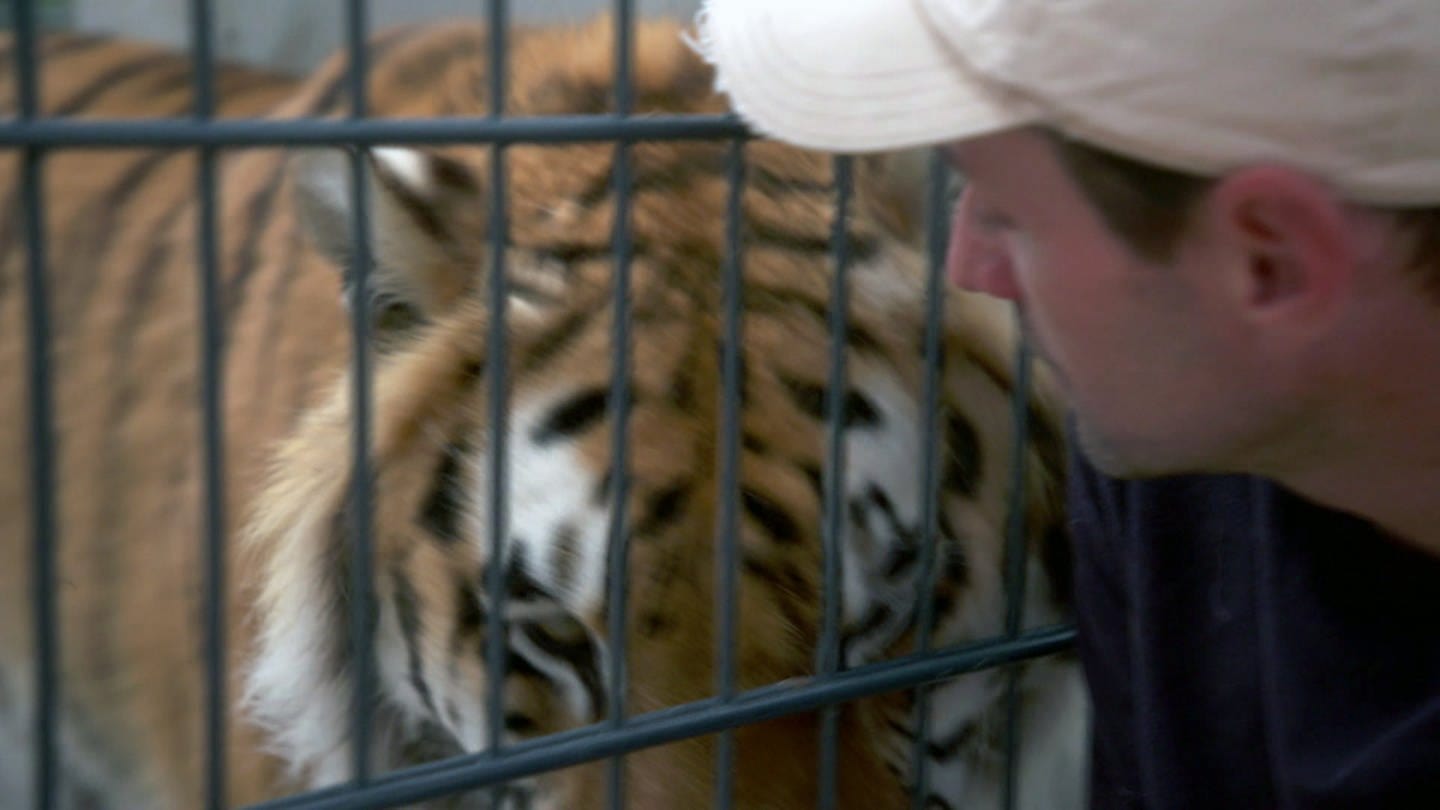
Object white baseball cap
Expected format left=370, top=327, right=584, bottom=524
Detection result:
left=692, top=0, right=1440, bottom=205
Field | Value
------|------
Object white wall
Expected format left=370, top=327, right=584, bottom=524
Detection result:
left=73, top=0, right=702, bottom=74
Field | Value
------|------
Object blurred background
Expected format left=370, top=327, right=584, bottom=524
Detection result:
left=1, top=0, right=703, bottom=74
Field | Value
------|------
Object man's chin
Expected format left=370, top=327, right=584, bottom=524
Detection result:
left=1071, top=418, right=1179, bottom=480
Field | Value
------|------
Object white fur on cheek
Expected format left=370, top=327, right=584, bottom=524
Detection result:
left=465, top=392, right=612, bottom=616
left=241, top=509, right=354, bottom=789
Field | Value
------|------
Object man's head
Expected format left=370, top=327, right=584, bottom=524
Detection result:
left=695, top=0, right=1440, bottom=479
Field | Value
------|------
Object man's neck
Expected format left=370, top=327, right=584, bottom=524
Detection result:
left=1276, top=366, right=1440, bottom=558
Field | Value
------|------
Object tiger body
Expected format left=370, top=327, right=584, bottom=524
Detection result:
left=0, top=18, right=1086, bottom=810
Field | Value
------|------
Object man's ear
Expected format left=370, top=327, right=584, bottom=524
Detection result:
left=293, top=146, right=487, bottom=334
left=1206, top=166, right=1355, bottom=326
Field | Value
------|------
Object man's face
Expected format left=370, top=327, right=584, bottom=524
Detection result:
left=944, top=130, right=1281, bottom=477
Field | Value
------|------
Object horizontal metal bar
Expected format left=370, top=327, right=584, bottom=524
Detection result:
left=0, top=114, right=752, bottom=148
left=245, top=626, right=1075, bottom=810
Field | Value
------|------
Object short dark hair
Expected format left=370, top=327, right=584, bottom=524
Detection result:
left=1050, top=133, right=1440, bottom=299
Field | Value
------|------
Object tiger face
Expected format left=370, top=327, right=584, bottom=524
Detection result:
left=245, top=19, right=1083, bottom=809
left=0, top=15, right=1085, bottom=810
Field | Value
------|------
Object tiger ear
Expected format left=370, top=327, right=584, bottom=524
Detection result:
left=293, top=146, right=487, bottom=331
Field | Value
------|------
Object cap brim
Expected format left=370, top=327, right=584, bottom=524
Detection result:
left=692, top=0, right=1043, bottom=153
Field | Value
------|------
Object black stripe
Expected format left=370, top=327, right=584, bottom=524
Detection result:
left=223, top=158, right=292, bottom=324
left=459, top=356, right=485, bottom=387
left=518, top=307, right=594, bottom=374
left=547, top=523, right=581, bottom=595
left=799, top=462, right=824, bottom=499
left=750, top=221, right=880, bottom=265
left=741, top=487, right=802, bottom=545
left=105, top=198, right=188, bottom=398
left=34, top=32, right=113, bottom=63
left=307, top=25, right=424, bottom=115
left=0, top=31, right=110, bottom=79
left=501, top=542, right=546, bottom=603
left=61, top=151, right=183, bottom=308
left=634, top=482, right=690, bottom=538
left=592, top=469, right=614, bottom=508
left=573, top=149, right=730, bottom=209
left=667, top=363, right=696, bottom=410
left=537, top=242, right=611, bottom=266
left=254, top=212, right=306, bottom=420
left=518, top=618, right=607, bottom=721
left=739, top=555, right=816, bottom=632
left=925, top=510, right=971, bottom=601
left=128, top=61, right=199, bottom=103
left=419, top=441, right=470, bottom=544
left=530, top=387, right=609, bottom=445
left=779, top=375, right=882, bottom=429
left=371, top=154, right=450, bottom=243
left=741, top=432, right=770, bottom=457
left=82, top=195, right=194, bottom=683
left=449, top=575, right=485, bottom=661
left=0, top=190, right=22, bottom=300
left=90, top=199, right=189, bottom=553
left=391, top=565, right=440, bottom=718
left=52, top=52, right=181, bottom=116
left=638, top=609, right=672, bottom=639
left=925, top=795, right=958, bottom=810
left=503, top=711, right=539, bottom=736
left=842, top=603, right=894, bottom=653
left=383, top=32, right=491, bottom=115
left=746, top=286, right=882, bottom=353
left=747, top=164, right=837, bottom=197
left=944, top=409, right=984, bottom=498
left=865, top=485, right=921, bottom=579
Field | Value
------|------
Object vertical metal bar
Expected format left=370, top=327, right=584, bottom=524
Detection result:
left=16, top=3, right=58, bottom=808
left=190, top=0, right=215, bottom=118
left=604, top=2, right=635, bottom=808
left=1000, top=335, right=1035, bottom=810
left=713, top=139, right=745, bottom=810
left=483, top=0, right=511, bottom=789
left=816, top=155, right=854, bottom=810
left=189, top=1, right=226, bottom=807
left=907, top=150, right=952, bottom=810
left=344, top=0, right=376, bottom=786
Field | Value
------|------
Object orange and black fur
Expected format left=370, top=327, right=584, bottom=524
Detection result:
left=0, top=17, right=1086, bottom=809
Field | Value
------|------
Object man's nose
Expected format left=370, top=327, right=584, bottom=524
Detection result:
left=946, top=190, right=1021, bottom=301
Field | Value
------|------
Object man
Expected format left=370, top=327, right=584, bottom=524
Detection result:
left=694, top=1, right=1440, bottom=807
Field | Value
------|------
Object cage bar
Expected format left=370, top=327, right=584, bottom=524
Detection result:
left=603, top=1, right=637, bottom=807
left=713, top=137, right=746, bottom=810
left=1000, top=335, right=1036, bottom=810
left=249, top=626, right=1074, bottom=810
left=0, top=114, right=750, bottom=148
left=343, top=0, right=377, bottom=785
left=14, top=2, right=59, bottom=808
left=907, top=148, right=955, bottom=810
left=188, top=0, right=228, bottom=806
left=815, top=155, right=855, bottom=810
left=482, top=9, right=512, bottom=810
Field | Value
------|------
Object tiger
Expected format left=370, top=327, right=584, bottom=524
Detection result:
left=0, top=15, right=1088, bottom=810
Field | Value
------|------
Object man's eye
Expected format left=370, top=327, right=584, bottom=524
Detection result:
left=975, top=209, right=1018, bottom=231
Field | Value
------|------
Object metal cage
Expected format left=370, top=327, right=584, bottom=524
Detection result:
left=2, top=1, right=1077, bottom=807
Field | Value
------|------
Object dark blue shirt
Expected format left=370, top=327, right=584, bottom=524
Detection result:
left=1068, top=450, right=1440, bottom=809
